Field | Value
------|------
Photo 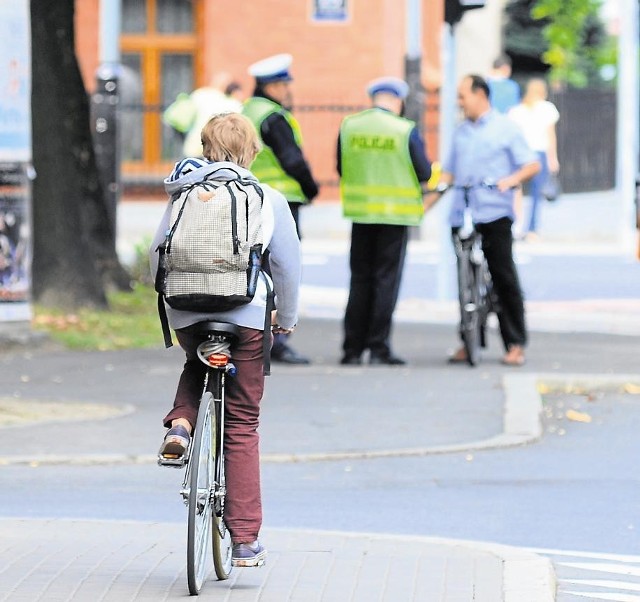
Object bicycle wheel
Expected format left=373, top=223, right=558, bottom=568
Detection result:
left=477, top=260, right=493, bottom=349
left=457, top=249, right=481, bottom=366
left=211, top=390, right=232, bottom=579
left=187, top=392, right=214, bottom=595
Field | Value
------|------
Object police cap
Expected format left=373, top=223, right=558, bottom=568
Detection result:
left=366, top=77, right=409, bottom=100
left=248, top=54, right=293, bottom=84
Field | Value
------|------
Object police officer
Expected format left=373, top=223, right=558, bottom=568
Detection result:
left=338, top=77, right=432, bottom=366
left=243, top=54, right=319, bottom=365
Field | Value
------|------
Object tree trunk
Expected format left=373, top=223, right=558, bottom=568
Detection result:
left=30, top=0, right=130, bottom=309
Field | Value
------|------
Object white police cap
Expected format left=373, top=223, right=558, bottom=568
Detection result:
left=366, top=77, right=409, bottom=99
left=248, top=54, right=293, bottom=83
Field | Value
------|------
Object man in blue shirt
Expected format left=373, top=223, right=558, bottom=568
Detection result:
left=426, top=74, right=539, bottom=366
left=487, top=55, right=520, bottom=114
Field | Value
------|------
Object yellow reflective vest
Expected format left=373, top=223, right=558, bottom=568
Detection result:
left=242, top=97, right=306, bottom=203
left=340, top=108, right=424, bottom=226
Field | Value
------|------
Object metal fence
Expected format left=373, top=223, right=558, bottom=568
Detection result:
left=550, top=88, right=616, bottom=193
left=118, top=88, right=615, bottom=196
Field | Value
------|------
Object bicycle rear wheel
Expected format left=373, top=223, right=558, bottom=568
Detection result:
left=187, top=392, right=214, bottom=595
left=457, top=250, right=481, bottom=366
left=211, top=390, right=232, bottom=579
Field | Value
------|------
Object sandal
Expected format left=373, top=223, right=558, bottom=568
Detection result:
left=158, top=425, right=190, bottom=460
left=501, top=345, right=525, bottom=367
left=447, top=347, right=468, bottom=364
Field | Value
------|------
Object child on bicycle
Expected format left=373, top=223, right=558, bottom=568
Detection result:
left=149, top=112, right=302, bottom=566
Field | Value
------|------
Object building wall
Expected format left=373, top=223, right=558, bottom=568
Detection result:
left=74, top=0, right=444, bottom=197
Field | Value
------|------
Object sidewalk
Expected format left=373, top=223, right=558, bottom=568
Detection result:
left=0, top=519, right=554, bottom=602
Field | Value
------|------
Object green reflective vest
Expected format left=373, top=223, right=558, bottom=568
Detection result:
left=340, top=108, right=424, bottom=226
left=242, top=97, right=306, bottom=203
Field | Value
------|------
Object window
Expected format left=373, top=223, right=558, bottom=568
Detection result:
left=120, top=0, right=201, bottom=181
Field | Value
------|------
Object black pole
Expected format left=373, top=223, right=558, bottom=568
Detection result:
left=404, top=56, right=425, bottom=133
left=91, top=65, right=120, bottom=242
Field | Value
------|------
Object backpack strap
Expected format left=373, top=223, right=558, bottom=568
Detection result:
left=158, top=293, right=173, bottom=348
left=154, top=241, right=173, bottom=348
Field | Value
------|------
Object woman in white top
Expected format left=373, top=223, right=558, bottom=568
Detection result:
left=509, top=78, right=560, bottom=237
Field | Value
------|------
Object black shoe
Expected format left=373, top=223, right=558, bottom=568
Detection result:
left=272, top=346, right=310, bottom=365
left=369, top=353, right=406, bottom=366
left=340, top=354, right=362, bottom=365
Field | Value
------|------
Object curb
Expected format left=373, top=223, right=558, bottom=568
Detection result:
left=0, top=373, right=544, bottom=466
left=2, top=373, right=635, bottom=466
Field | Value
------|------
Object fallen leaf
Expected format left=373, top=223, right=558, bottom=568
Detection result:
left=565, top=409, right=592, bottom=423
left=623, top=383, right=640, bottom=395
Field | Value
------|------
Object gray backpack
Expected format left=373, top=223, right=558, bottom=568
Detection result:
left=155, top=173, right=273, bottom=354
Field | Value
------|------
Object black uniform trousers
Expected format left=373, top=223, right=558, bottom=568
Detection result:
left=343, top=222, right=408, bottom=359
left=474, top=217, right=527, bottom=350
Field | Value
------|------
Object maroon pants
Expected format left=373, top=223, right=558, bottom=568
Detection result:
left=163, top=326, right=266, bottom=544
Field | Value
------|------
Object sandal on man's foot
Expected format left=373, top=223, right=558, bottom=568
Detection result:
left=447, top=347, right=468, bottom=364
left=158, top=425, right=190, bottom=461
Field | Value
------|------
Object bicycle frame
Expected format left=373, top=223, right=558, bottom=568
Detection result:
left=451, top=183, right=496, bottom=365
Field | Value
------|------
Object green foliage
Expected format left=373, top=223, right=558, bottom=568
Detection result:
left=530, top=0, right=606, bottom=87
left=127, top=236, right=154, bottom=287
left=33, top=283, right=161, bottom=350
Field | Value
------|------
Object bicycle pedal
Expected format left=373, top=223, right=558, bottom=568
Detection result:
left=157, top=455, right=188, bottom=468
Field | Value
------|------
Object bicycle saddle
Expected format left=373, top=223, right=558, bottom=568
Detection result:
left=188, top=321, right=240, bottom=339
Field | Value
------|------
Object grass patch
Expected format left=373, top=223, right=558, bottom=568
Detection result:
left=33, top=283, right=163, bottom=350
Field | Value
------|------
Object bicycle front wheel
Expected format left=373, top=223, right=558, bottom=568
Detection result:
left=187, top=392, right=214, bottom=595
left=457, top=251, right=481, bottom=366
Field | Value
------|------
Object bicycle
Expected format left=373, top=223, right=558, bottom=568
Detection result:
left=431, top=181, right=498, bottom=366
left=158, top=320, right=239, bottom=595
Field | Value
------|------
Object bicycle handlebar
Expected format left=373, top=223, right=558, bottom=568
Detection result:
left=429, top=179, right=504, bottom=195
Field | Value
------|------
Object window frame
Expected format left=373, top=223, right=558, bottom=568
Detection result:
left=120, top=0, right=203, bottom=178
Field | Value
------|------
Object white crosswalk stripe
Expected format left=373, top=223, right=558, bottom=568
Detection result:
left=528, top=548, right=640, bottom=601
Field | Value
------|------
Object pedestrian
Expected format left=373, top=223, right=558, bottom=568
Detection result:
left=337, top=77, right=432, bottom=366
left=425, top=75, right=540, bottom=366
left=181, top=71, right=243, bottom=158
left=242, top=53, right=319, bottom=365
left=486, top=55, right=520, bottom=114
left=151, top=112, right=302, bottom=566
left=508, top=78, right=560, bottom=240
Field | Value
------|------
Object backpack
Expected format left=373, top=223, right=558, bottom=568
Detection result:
left=155, top=172, right=275, bottom=371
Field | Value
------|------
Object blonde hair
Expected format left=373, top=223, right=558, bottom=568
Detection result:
left=200, top=112, right=261, bottom=168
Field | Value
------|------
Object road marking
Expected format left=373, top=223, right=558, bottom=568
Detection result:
left=559, top=563, right=640, bottom=578
left=530, top=548, right=640, bottom=602
left=564, top=580, right=640, bottom=592
left=564, top=591, right=640, bottom=602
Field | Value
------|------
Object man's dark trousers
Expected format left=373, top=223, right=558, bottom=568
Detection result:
left=475, top=217, right=527, bottom=350
left=343, top=222, right=408, bottom=358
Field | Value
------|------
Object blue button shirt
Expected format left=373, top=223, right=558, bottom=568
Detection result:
left=443, top=110, right=536, bottom=227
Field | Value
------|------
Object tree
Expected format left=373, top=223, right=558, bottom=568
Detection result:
left=504, top=0, right=608, bottom=86
left=531, top=0, right=605, bottom=87
left=504, top=0, right=549, bottom=74
left=30, top=0, right=130, bottom=309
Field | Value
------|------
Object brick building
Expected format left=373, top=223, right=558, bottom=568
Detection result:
left=75, top=0, right=444, bottom=199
